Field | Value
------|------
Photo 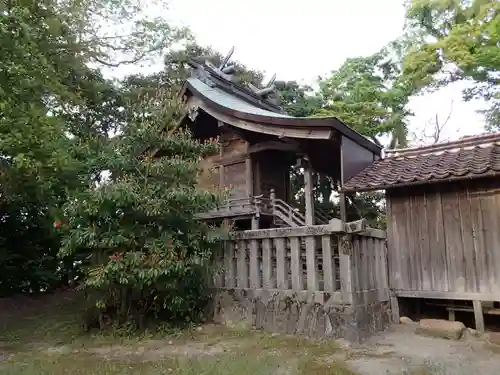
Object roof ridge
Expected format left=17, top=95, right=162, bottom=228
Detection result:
left=188, top=60, right=284, bottom=113
left=385, top=132, right=500, bottom=158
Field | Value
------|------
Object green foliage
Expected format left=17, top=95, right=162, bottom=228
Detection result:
left=317, top=40, right=417, bottom=148
left=0, top=0, right=188, bottom=296
left=274, top=81, right=322, bottom=117
left=404, top=0, right=500, bottom=129
left=0, top=1, right=87, bottom=295
left=59, top=91, right=225, bottom=328
left=281, top=42, right=417, bottom=225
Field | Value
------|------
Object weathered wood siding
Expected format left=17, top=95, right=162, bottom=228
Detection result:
left=387, top=178, right=500, bottom=299
left=197, top=127, right=250, bottom=199
left=198, top=155, right=220, bottom=189
left=221, top=132, right=247, bottom=159
left=224, top=161, right=247, bottom=198
left=351, top=232, right=389, bottom=304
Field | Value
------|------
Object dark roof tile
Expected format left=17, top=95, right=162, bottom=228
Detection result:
left=343, top=133, right=500, bottom=192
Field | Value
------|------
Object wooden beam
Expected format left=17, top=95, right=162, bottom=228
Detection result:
left=219, top=164, right=225, bottom=188
left=395, top=290, right=500, bottom=302
left=248, top=141, right=300, bottom=154
left=339, top=192, right=348, bottom=222
left=390, top=292, right=400, bottom=323
left=302, top=158, right=315, bottom=225
left=229, top=221, right=344, bottom=240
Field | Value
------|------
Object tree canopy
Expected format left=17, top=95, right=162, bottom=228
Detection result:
left=317, top=40, right=417, bottom=148
left=403, top=0, right=500, bottom=130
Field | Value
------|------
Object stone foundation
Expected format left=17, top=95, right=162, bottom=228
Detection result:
left=210, top=289, right=391, bottom=343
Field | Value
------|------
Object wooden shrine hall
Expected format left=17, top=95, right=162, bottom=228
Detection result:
left=178, top=52, right=381, bottom=229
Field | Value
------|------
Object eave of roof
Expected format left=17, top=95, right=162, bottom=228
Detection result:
left=184, top=77, right=382, bottom=155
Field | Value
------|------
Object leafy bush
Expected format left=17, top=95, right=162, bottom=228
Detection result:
left=59, top=91, right=225, bottom=329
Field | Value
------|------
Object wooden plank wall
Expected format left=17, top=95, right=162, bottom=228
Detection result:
left=387, top=179, right=500, bottom=299
left=214, top=225, right=389, bottom=305
left=224, top=162, right=247, bottom=198
left=351, top=233, right=389, bottom=303
left=197, top=127, right=250, bottom=198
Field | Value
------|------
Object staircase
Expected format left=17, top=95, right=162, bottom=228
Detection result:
left=270, top=195, right=333, bottom=228
left=271, top=198, right=306, bottom=227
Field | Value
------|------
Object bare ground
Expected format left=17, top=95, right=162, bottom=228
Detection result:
left=1, top=291, right=500, bottom=374
left=338, top=324, right=500, bottom=375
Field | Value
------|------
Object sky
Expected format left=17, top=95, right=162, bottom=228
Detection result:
left=113, top=0, right=488, bottom=146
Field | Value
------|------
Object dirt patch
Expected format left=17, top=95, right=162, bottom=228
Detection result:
left=340, top=324, right=500, bottom=375
left=87, top=338, right=246, bottom=361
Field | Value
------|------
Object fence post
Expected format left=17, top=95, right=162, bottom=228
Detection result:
left=339, top=234, right=355, bottom=304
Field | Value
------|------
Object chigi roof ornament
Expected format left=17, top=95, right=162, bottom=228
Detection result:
left=204, top=47, right=279, bottom=104
left=204, top=46, right=236, bottom=82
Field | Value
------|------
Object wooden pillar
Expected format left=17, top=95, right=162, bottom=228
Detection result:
left=473, top=300, right=485, bottom=333
left=251, top=217, right=259, bottom=229
left=390, top=292, right=400, bottom=323
left=339, top=235, right=355, bottom=304
left=339, top=192, right=348, bottom=222
left=303, top=158, right=315, bottom=225
left=219, top=129, right=225, bottom=188
left=245, top=156, right=253, bottom=196
left=219, top=164, right=225, bottom=188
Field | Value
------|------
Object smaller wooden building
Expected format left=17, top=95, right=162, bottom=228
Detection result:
left=342, top=133, right=500, bottom=332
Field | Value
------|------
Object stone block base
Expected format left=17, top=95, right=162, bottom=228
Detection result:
left=210, top=289, right=391, bottom=343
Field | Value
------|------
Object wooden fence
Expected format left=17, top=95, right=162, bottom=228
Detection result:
left=214, top=220, right=389, bottom=305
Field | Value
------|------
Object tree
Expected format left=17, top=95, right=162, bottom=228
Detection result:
left=317, top=40, right=417, bottom=149
left=403, top=0, right=500, bottom=130
left=47, top=0, right=188, bottom=68
left=59, top=91, right=225, bottom=328
left=274, top=81, right=323, bottom=117
left=0, top=0, right=188, bottom=295
left=0, top=2, right=87, bottom=294
left=412, top=100, right=456, bottom=145
left=285, top=42, right=418, bottom=228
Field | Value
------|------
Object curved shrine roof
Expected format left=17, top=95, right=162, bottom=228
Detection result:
left=183, top=61, right=381, bottom=155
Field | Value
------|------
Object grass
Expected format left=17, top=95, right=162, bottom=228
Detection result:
left=0, top=291, right=357, bottom=375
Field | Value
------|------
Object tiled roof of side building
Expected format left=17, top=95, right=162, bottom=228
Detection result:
left=342, top=132, right=500, bottom=192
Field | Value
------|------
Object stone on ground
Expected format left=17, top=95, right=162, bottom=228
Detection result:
left=416, top=319, right=466, bottom=340
left=399, top=316, right=415, bottom=325
left=488, top=332, right=500, bottom=346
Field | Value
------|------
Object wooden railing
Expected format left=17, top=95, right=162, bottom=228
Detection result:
left=198, top=188, right=336, bottom=228
left=314, top=206, right=331, bottom=225
left=213, top=220, right=389, bottom=305
left=270, top=190, right=334, bottom=227
left=197, top=195, right=272, bottom=219
left=272, top=198, right=306, bottom=226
